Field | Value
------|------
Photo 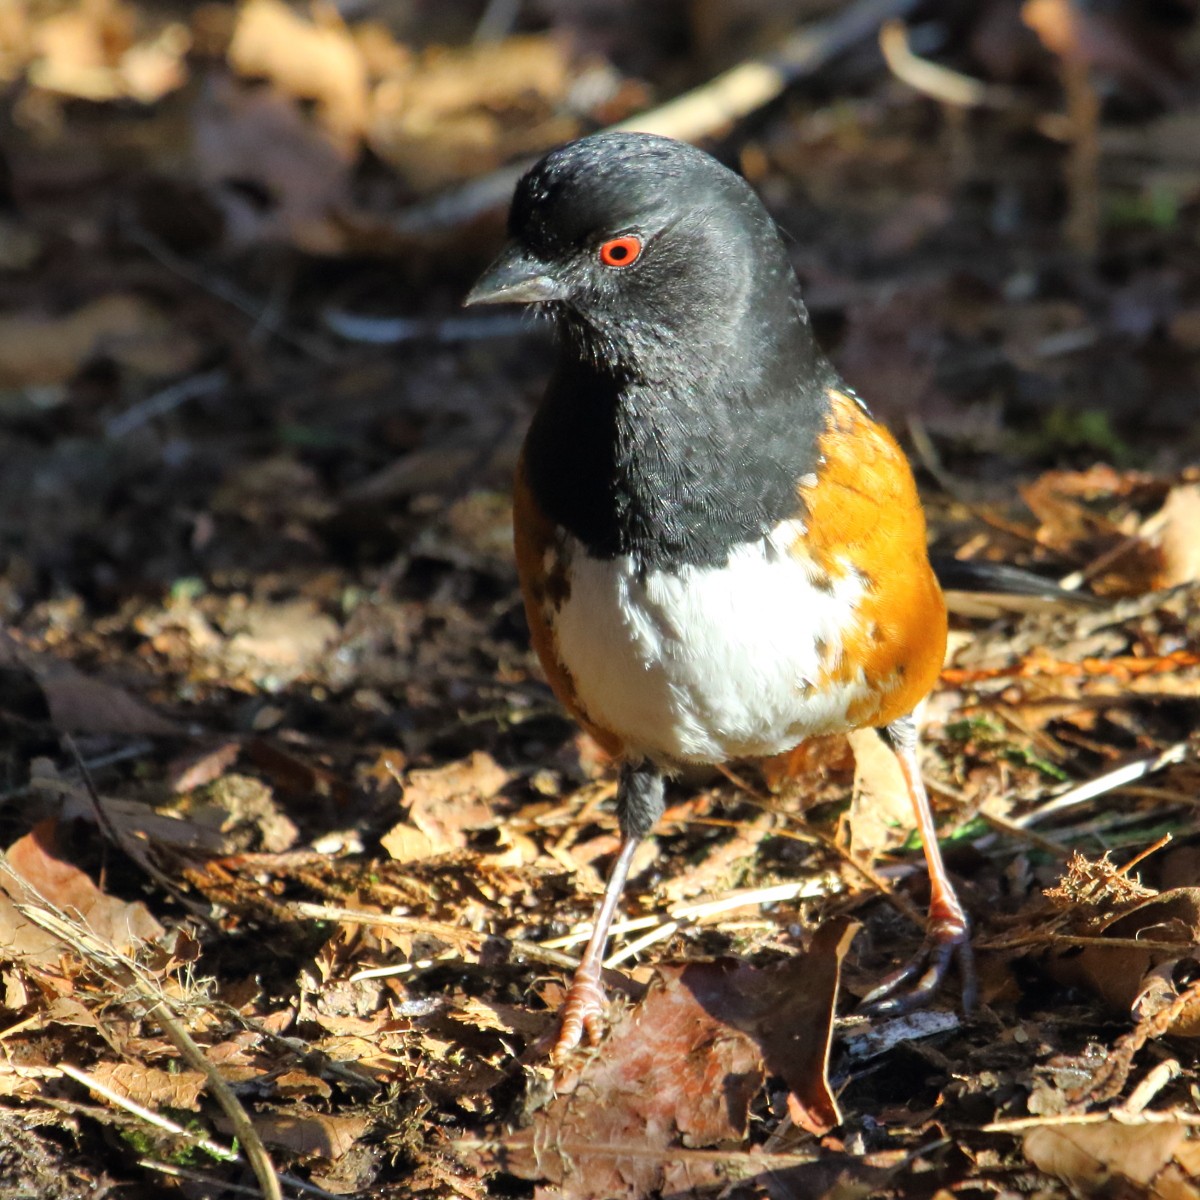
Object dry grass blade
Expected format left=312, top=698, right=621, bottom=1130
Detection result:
left=0, top=858, right=283, bottom=1200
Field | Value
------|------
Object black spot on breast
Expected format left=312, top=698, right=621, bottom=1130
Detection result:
left=544, top=554, right=572, bottom=609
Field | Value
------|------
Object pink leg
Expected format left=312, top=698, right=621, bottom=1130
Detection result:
left=552, top=834, right=641, bottom=1059
left=552, top=761, right=664, bottom=1060
left=860, top=717, right=977, bottom=1016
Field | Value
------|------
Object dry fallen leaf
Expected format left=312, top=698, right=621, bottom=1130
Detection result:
left=846, top=726, right=912, bottom=862
left=228, top=0, right=368, bottom=147
left=245, top=1110, right=372, bottom=1163
left=1044, top=861, right=1200, bottom=1039
left=191, top=73, right=354, bottom=252
left=491, top=919, right=856, bottom=1197
left=0, top=294, right=201, bottom=388
left=382, top=752, right=507, bottom=864
left=673, top=919, right=859, bottom=1135
left=492, top=969, right=763, bottom=1199
left=1024, top=1120, right=1200, bottom=1199
left=1155, top=483, right=1200, bottom=586
left=219, top=599, right=340, bottom=689
left=2, top=820, right=164, bottom=962
left=25, top=0, right=188, bottom=104
left=368, top=35, right=576, bottom=190
left=87, top=1061, right=206, bottom=1112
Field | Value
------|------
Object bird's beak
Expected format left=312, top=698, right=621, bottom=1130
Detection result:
left=464, top=244, right=565, bottom=307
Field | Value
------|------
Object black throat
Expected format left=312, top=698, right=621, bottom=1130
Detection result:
left=523, top=323, right=835, bottom=572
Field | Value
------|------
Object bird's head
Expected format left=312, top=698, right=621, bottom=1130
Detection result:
left=466, top=132, right=803, bottom=377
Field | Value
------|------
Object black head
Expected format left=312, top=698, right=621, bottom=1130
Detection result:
left=466, top=132, right=810, bottom=377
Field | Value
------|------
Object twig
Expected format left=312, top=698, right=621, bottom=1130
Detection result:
left=143, top=990, right=283, bottom=1200
left=122, top=219, right=332, bottom=362
left=392, top=0, right=921, bottom=234
left=1121, top=1059, right=1181, bottom=1117
left=879, top=20, right=995, bottom=107
left=288, top=900, right=581, bottom=970
left=698, top=804, right=928, bottom=932
left=1021, top=743, right=1190, bottom=827
left=4, top=861, right=282, bottom=1200
left=106, top=369, right=228, bottom=438
left=1062, top=56, right=1101, bottom=256
left=1117, top=833, right=1173, bottom=877
left=842, top=1009, right=960, bottom=1061
left=974, top=809, right=1072, bottom=860
left=140, top=1161, right=262, bottom=1197
left=472, top=0, right=519, bottom=43
left=983, top=1108, right=1200, bottom=1132
left=977, top=931, right=1191, bottom=955
left=541, top=878, right=836, bottom=952
left=139, top=1161, right=346, bottom=1200
left=321, top=309, right=534, bottom=345
left=58, top=1063, right=235, bottom=1161
left=61, top=733, right=209, bottom=920
left=1071, top=979, right=1200, bottom=1106
left=453, top=1137, right=822, bottom=1171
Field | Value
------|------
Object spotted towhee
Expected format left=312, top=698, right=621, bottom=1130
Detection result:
left=467, top=132, right=975, bottom=1059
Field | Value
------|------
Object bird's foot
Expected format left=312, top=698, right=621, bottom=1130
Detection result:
left=859, top=911, right=977, bottom=1018
left=551, top=965, right=608, bottom=1061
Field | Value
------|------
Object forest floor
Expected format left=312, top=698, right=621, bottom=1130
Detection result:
left=1, top=1, right=1199, bottom=1197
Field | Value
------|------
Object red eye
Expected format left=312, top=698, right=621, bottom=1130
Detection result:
left=599, top=235, right=642, bottom=268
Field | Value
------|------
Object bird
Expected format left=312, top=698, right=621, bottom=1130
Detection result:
left=465, top=130, right=975, bottom=1060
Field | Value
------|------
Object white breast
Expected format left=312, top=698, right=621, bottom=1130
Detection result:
left=549, top=523, right=869, bottom=764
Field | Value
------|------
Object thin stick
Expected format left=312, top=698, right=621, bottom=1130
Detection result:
left=983, top=1109, right=1200, bottom=1132
left=106, top=369, right=228, bottom=438
left=140, top=1161, right=264, bottom=1197
left=1117, top=832, right=1172, bottom=876
left=141, top=993, right=283, bottom=1200
left=977, top=931, right=1192, bottom=954
left=321, top=309, right=533, bottom=345
left=1121, top=1060, right=1181, bottom=1117
left=58, top=1063, right=237, bottom=1161
left=541, top=877, right=836, bottom=951
left=288, top=901, right=581, bottom=970
left=139, top=1160, right=346, bottom=1200
left=5, top=863, right=281, bottom=1200
left=879, top=19, right=994, bottom=106
left=1021, top=743, right=1189, bottom=826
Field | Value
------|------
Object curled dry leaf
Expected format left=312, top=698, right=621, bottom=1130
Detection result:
left=1, top=820, right=164, bottom=963
left=1155, top=483, right=1200, bottom=586
left=846, top=726, right=913, bottom=862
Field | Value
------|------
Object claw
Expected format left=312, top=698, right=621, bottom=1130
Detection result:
left=859, top=919, right=976, bottom=1017
left=545, top=830, right=642, bottom=1063
left=552, top=967, right=608, bottom=1060
left=859, top=717, right=979, bottom=1019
